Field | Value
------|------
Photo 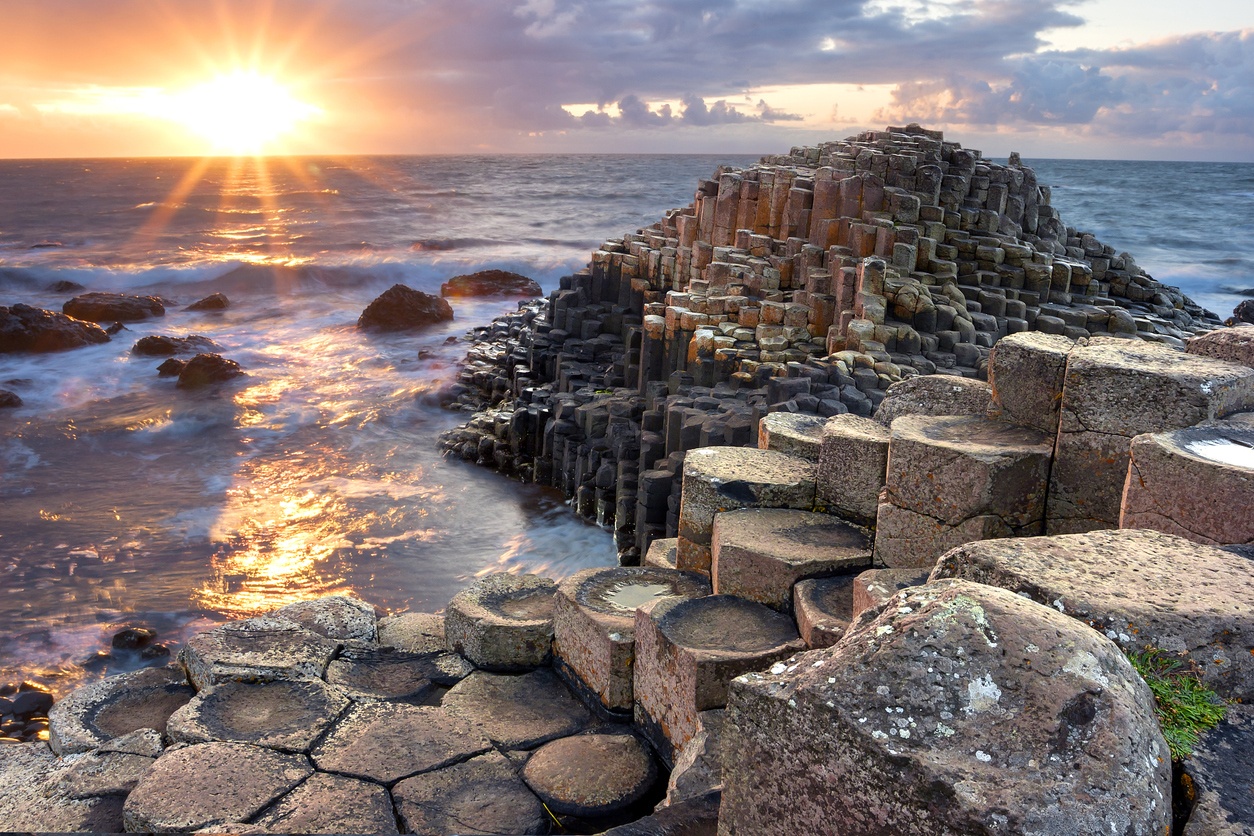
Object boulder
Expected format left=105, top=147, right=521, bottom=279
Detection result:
left=444, top=572, right=557, bottom=670
left=931, top=529, right=1254, bottom=701
left=156, top=357, right=186, bottom=377
left=0, top=303, right=110, bottom=353
left=0, top=389, right=20, bottom=408
left=720, top=579, right=1171, bottom=835
left=176, top=353, right=245, bottom=388
left=358, top=283, right=454, bottom=331
left=522, top=733, right=658, bottom=817
left=392, top=750, right=548, bottom=835
left=873, top=374, right=993, bottom=427
left=377, top=611, right=446, bottom=653
left=186, top=292, right=230, bottom=311
left=1228, top=300, right=1254, bottom=327
left=440, top=269, right=542, bottom=298
left=63, top=292, right=165, bottom=322
left=131, top=334, right=218, bottom=356
left=1187, top=325, right=1254, bottom=368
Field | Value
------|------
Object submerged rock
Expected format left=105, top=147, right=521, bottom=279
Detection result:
left=358, top=283, right=453, bottom=331
left=0, top=389, right=21, bottom=408
left=131, top=334, right=219, bottom=356
left=186, top=292, right=230, bottom=311
left=156, top=358, right=186, bottom=377
left=440, top=269, right=542, bottom=298
left=176, top=353, right=244, bottom=388
left=63, top=292, right=165, bottom=322
left=0, top=303, right=110, bottom=353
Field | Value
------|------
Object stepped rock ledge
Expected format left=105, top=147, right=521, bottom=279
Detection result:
left=6, top=126, right=1254, bottom=834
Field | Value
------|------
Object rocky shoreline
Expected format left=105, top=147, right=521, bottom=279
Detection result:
left=5, top=126, right=1254, bottom=834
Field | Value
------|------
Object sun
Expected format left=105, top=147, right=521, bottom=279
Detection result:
left=169, top=71, right=320, bottom=155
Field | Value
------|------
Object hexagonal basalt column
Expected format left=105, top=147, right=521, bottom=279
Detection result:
left=1120, top=418, right=1254, bottom=546
left=633, top=595, right=804, bottom=765
left=986, top=331, right=1075, bottom=435
left=792, top=575, right=859, bottom=648
left=678, top=447, right=815, bottom=574
left=711, top=509, right=871, bottom=612
left=178, top=615, right=340, bottom=691
left=166, top=679, right=350, bottom=752
left=815, top=414, right=889, bottom=527
left=553, top=566, right=710, bottom=715
left=48, top=666, right=195, bottom=756
left=757, top=413, right=826, bottom=461
left=1048, top=340, right=1254, bottom=534
left=444, top=572, right=557, bottom=671
left=875, top=414, right=1052, bottom=568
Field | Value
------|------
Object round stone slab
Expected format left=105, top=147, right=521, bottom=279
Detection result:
left=392, top=750, right=548, bottom=836
left=522, top=733, right=657, bottom=817
left=179, top=615, right=341, bottom=691
left=931, top=528, right=1254, bottom=701
left=711, top=508, right=872, bottom=612
left=167, top=679, right=350, bottom=752
left=444, top=572, right=557, bottom=671
left=442, top=668, right=592, bottom=750
left=311, top=702, right=492, bottom=785
left=48, top=666, right=194, bottom=756
left=325, top=645, right=442, bottom=702
left=273, top=595, right=377, bottom=642
left=121, top=742, right=312, bottom=833
left=253, top=772, right=399, bottom=834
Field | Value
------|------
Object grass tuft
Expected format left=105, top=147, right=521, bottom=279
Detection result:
left=1127, top=647, right=1228, bottom=760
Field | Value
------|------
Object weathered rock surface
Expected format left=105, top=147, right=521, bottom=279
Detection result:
left=377, top=611, right=446, bottom=653
left=167, top=679, right=350, bottom=752
left=931, top=528, right=1254, bottom=700
left=357, top=283, right=454, bottom=331
left=444, top=572, right=557, bottom=670
left=48, top=666, right=194, bottom=756
left=186, top=292, right=230, bottom=311
left=54, top=750, right=155, bottom=799
left=850, top=566, right=930, bottom=621
left=522, top=733, right=658, bottom=817
left=662, top=709, right=725, bottom=807
left=873, top=374, right=993, bottom=426
left=986, top=331, right=1075, bottom=435
left=0, top=303, right=110, bottom=352
left=178, top=615, right=340, bottom=690
left=1188, top=326, right=1254, bottom=368
left=252, top=772, right=399, bottom=835
left=122, top=742, right=311, bottom=833
left=815, top=413, right=889, bottom=526
left=274, top=594, right=377, bottom=642
left=392, top=750, right=548, bottom=835
left=720, top=579, right=1171, bottom=835
left=442, top=668, right=592, bottom=749
left=324, top=645, right=443, bottom=701
left=440, top=269, right=542, bottom=298
left=176, top=352, right=245, bottom=388
left=131, top=334, right=219, bottom=356
left=792, top=574, right=858, bottom=648
left=1183, top=704, right=1254, bottom=835
left=63, top=291, right=165, bottom=322
left=757, top=412, right=825, bottom=460
left=0, top=743, right=126, bottom=832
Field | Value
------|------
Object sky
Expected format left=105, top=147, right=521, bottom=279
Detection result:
left=1, top=0, right=1251, bottom=161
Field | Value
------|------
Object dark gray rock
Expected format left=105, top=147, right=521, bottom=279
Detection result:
left=63, top=291, right=165, bottom=322
left=131, top=334, right=218, bottom=356
left=0, top=389, right=21, bottom=408
left=440, top=269, right=542, bottom=298
left=176, top=353, right=245, bottom=388
left=358, top=284, right=453, bottom=331
left=1184, top=704, right=1254, bottom=835
left=324, top=646, right=442, bottom=702
left=0, top=303, right=110, bottom=352
left=186, top=292, right=230, bottom=311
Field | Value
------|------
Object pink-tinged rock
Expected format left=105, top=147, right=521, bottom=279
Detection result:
left=392, top=751, right=548, bottom=835
left=850, top=567, right=929, bottom=621
left=178, top=615, right=340, bottom=690
left=873, top=374, right=992, bottom=426
left=444, top=572, right=557, bottom=670
left=1187, top=325, right=1254, bottom=368
left=720, top=579, right=1171, bottom=835
left=253, top=772, right=399, bottom=834
left=522, top=733, right=658, bottom=817
left=792, top=574, right=859, bottom=648
left=815, top=413, right=889, bottom=527
left=441, top=668, right=592, bottom=749
left=986, top=331, right=1075, bottom=435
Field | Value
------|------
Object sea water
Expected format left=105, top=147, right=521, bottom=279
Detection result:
left=1, top=152, right=1250, bottom=694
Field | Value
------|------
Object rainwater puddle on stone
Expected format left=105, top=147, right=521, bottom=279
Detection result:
left=1185, top=437, right=1254, bottom=470
left=601, top=582, right=673, bottom=612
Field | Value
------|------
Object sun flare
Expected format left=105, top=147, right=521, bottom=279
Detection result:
left=169, top=71, right=320, bottom=155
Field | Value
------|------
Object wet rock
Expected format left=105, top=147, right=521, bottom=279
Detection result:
left=122, top=742, right=311, bottom=832
left=442, top=668, right=592, bottom=750
left=0, top=303, right=110, bottom=352
left=0, top=742, right=126, bottom=832
left=1228, top=300, right=1254, bottom=327
left=46, top=279, right=86, bottom=293
left=311, top=701, right=492, bottom=784
left=522, top=733, right=658, bottom=817
left=176, top=352, right=245, bottom=388
left=9, top=688, right=53, bottom=717
left=392, top=750, right=548, bottom=835
left=63, top=291, right=165, bottom=322
left=553, top=566, right=710, bottom=714
left=131, top=334, right=219, bottom=356
left=157, top=357, right=187, bottom=376
left=932, top=528, right=1254, bottom=701
left=0, top=389, right=21, bottom=408
left=252, top=772, right=399, bottom=834
left=444, top=572, right=557, bottom=670
left=711, top=508, right=871, bottom=612
left=167, top=678, right=350, bottom=752
left=873, top=374, right=992, bottom=426
left=440, top=269, right=543, bottom=298
left=358, top=283, right=454, bottom=331
left=274, top=594, right=377, bottom=642
left=634, top=595, right=804, bottom=765
left=48, top=666, right=194, bottom=756
left=186, top=292, right=230, bottom=311
left=1182, top=703, right=1254, bottom=835
left=105, top=320, right=127, bottom=335
left=111, top=626, right=158, bottom=649
left=377, top=611, right=446, bottom=653
left=178, top=614, right=340, bottom=690
left=792, top=574, right=858, bottom=648
left=720, top=579, right=1171, bottom=835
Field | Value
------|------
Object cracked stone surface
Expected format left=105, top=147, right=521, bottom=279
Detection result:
left=253, top=772, right=399, bottom=834
left=392, top=750, right=548, bottom=835
left=444, top=572, right=557, bottom=671
left=0, top=743, right=126, bottom=832
left=986, top=331, right=1075, bottom=435
left=274, top=595, right=378, bottom=642
left=325, top=646, right=443, bottom=702
left=179, top=615, right=341, bottom=690
left=816, top=413, right=890, bottom=527
left=167, top=679, right=350, bottom=752
left=376, top=612, right=446, bottom=654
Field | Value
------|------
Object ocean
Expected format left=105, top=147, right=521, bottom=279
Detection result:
left=1, top=152, right=1251, bottom=696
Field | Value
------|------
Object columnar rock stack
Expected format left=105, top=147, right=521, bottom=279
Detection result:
left=440, top=125, right=1224, bottom=561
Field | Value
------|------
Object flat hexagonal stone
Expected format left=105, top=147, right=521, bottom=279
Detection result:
left=643, top=537, right=678, bottom=570
left=522, top=733, right=657, bottom=817
left=377, top=612, right=446, bottom=653
left=633, top=595, right=805, bottom=764
left=0, top=743, right=126, bottom=833
left=931, top=529, right=1254, bottom=700
left=444, top=573, right=557, bottom=670
left=252, top=772, right=399, bottom=834
left=122, top=742, right=312, bottom=833
left=816, top=414, right=890, bottom=527
left=792, top=575, right=859, bottom=648
left=54, top=751, right=155, bottom=798
left=553, top=566, right=710, bottom=714
left=49, top=666, right=194, bottom=755
left=311, top=702, right=491, bottom=785
left=179, top=615, right=341, bottom=690
left=442, top=669, right=592, bottom=749
left=167, top=679, right=350, bottom=752
left=325, top=646, right=443, bottom=701
left=392, top=750, right=548, bottom=836
left=758, top=412, right=826, bottom=461
left=712, top=509, right=871, bottom=612
left=274, top=595, right=377, bottom=642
